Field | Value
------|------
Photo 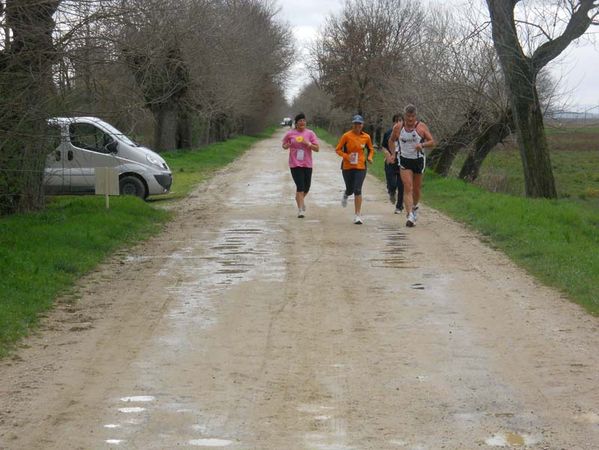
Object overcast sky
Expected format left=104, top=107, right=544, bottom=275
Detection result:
left=277, top=0, right=599, bottom=110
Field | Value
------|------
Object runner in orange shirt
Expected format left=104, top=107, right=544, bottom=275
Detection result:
left=335, top=115, right=374, bottom=224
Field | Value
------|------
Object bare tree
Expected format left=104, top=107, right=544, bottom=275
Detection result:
left=486, top=0, right=599, bottom=198
left=312, top=0, right=424, bottom=128
left=0, top=0, right=61, bottom=214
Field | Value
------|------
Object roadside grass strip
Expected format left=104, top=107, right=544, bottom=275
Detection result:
left=0, top=129, right=273, bottom=357
left=315, top=127, right=599, bottom=315
left=0, top=197, right=169, bottom=357
left=424, top=175, right=599, bottom=316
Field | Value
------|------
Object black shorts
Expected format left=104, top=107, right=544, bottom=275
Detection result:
left=399, top=156, right=426, bottom=174
left=290, top=167, right=312, bottom=193
left=342, top=169, right=366, bottom=196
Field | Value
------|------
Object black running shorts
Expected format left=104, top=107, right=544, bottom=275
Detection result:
left=399, top=156, right=426, bottom=174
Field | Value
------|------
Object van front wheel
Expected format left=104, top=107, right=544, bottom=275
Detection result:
left=120, top=175, right=147, bottom=199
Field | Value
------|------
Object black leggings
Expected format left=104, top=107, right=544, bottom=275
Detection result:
left=290, top=167, right=313, bottom=193
left=342, top=169, right=366, bottom=196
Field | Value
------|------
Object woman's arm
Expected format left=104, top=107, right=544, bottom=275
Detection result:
left=335, top=134, right=348, bottom=158
left=366, top=136, right=374, bottom=162
left=308, top=132, right=320, bottom=152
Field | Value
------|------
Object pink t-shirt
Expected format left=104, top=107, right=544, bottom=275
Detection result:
left=282, top=128, right=318, bottom=168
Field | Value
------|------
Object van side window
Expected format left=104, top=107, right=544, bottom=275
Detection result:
left=69, top=123, right=114, bottom=154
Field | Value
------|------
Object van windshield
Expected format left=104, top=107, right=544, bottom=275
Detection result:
left=97, top=122, right=139, bottom=147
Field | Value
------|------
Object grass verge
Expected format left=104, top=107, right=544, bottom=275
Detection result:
left=0, top=129, right=273, bottom=357
left=315, top=127, right=599, bottom=315
left=0, top=197, right=169, bottom=357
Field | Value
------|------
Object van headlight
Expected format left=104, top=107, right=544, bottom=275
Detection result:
left=146, top=154, right=163, bottom=168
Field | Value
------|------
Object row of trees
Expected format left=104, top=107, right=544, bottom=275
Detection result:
left=0, top=0, right=293, bottom=214
left=295, top=0, right=598, bottom=198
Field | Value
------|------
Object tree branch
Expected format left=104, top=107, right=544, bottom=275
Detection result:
left=532, top=0, right=599, bottom=71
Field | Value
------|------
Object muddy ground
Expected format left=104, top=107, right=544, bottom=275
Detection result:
left=0, top=131, right=598, bottom=449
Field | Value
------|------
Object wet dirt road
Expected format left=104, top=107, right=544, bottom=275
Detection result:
left=1, top=130, right=598, bottom=449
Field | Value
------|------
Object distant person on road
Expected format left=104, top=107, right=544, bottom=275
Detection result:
left=282, top=112, right=319, bottom=218
left=335, top=114, right=374, bottom=225
left=388, top=104, right=435, bottom=227
left=382, top=113, right=404, bottom=214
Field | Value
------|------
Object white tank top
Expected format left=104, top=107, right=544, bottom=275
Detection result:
left=399, top=124, right=423, bottom=159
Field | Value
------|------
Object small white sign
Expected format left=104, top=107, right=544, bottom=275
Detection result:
left=95, top=167, right=119, bottom=196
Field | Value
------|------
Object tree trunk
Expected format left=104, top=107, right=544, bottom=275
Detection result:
left=429, top=109, right=482, bottom=176
left=152, top=103, right=178, bottom=151
left=177, top=107, right=192, bottom=149
left=486, top=0, right=558, bottom=198
left=510, top=84, right=556, bottom=197
left=0, top=0, right=60, bottom=214
left=459, top=110, right=513, bottom=182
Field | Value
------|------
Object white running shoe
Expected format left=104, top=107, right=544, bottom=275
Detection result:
left=394, top=208, right=403, bottom=214
left=298, top=209, right=305, bottom=218
left=413, top=204, right=419, bottom=221
left=353, top=215, right=363, bottom=225
left=341, top=193, right=348, bottom=208
left=406, top=212, right=416, bottom=227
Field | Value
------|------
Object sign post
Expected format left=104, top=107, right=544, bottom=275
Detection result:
left=95, top=167, right=119, bottom=209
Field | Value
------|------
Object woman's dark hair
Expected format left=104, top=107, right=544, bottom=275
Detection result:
left=294, top=112, right=306, bottom=122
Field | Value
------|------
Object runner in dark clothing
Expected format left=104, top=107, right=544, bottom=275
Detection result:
left=381, top=114, right=403, bottom=214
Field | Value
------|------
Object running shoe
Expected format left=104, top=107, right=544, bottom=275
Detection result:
left=406, top=212, right=416, bottom=227
left=389, top=192, right=396, bottom=204
left=341, top=193, right=348, bottom=208
left=394, top=207, right=403, bottom=214
left=413, top=204, right=420, bottom=221
left=298, top=209, right=305, bottom=218
left=353, top=215, right=363, bottom=225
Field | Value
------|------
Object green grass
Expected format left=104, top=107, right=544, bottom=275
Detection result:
left=0, top=128, right=274, bottom=357
left=0, top=197, right=169, bottom=357
left=316, top=127, right=599, bottom=315
left=424, top=175, right=599, bottom=315
left=450, top=125, right=599, bottom=205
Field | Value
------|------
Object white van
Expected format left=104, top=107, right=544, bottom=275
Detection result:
left=44, top=117, right=172, bottom=199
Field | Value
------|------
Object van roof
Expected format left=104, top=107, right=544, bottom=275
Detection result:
left=49, top=117, right=106, bottom=126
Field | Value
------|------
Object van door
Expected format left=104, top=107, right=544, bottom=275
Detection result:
left=67, top=122, right=119, bottom=193
left=43, top=124, right=67, bottom=194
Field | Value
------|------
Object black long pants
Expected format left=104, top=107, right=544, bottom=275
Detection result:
left=384, top=162, right=404, bottom=209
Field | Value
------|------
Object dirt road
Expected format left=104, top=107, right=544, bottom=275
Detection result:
left=1, top=130, right=598, bottom=449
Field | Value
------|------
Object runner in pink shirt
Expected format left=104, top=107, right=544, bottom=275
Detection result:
left=282, top=113, right=319, bottom=218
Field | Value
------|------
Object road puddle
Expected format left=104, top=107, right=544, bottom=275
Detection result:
left=159, top=219, right=285, bottom=335
left=118, top=407, right=145, bottom=413
left=120, top=395, right=155, bottom=402
left=370, top=225, right=411, bottom=268
left=188, top=438, right=233, bottom=447
left=485, top=431, right=540, bottom=447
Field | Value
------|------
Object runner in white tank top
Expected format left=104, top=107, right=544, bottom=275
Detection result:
left=388, top=104, right=435, bottom=227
